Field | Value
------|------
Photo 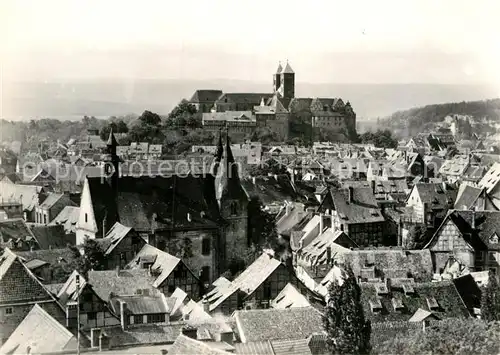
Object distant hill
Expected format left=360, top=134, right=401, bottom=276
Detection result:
left=379, top=98, right=500, bottom=138
left=1, top=80, right=497, bottom=121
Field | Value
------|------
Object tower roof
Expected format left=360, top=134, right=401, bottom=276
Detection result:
left=213, top=130, right=244, bottom=202
left=276, top=62, right=283, bottom=74
left=282, top=61, right=294, bottom=74
left=107, top=128, right=118, bottom=147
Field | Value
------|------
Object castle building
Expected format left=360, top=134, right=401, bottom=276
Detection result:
left=191, top=61, right=357, bottom=142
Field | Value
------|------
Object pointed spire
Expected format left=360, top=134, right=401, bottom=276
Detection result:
left=276, top=61, right=283, bottom=74
left=107, top=128, right=118, bottom=147
left=282, top=60, right=294, bottom=74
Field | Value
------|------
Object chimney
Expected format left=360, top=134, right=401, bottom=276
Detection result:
left=319, top=213, right=324, bottom=233
left=119, top=301, right=128, bottom=330
left=371, top=180, right=376, bottom=195
left=441, top=182, right=447, bottom=192
left=181, top=325, right=198, bottom=339
left=397, top=219, right=403, bottom=247
left=202, top=299, right=210, bottom=313
left=404, top=150, right=408, bottom=162
left=326, top=246, right=332, bottom=265
left=90, top=328, right=101, bottom=348
left=471, top=211, right=476, bottom=230
left=348, top=186, right=354, bottom=203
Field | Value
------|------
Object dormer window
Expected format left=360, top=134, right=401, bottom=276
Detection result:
left=392, top=298, right=404, bottom=311
left=375, top=283, right=389, bottom=295
left=402, top=284, right=415, bottom=295
left=426, top=297, right=439, bottom=310
left=369, top=299, right=383, bottom=313
left=490, top=233, right=499, bottom=244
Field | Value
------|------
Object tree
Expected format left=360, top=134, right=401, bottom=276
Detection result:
left=481, top=271, right=500, bottom=323
left=373, top=318, right=500, bottom=355
left=405, top=224, right=428, bottom=249
left=139, top=110, right=162, bottom=126
left=360, top=129, right=398, bottom=148
left=165, top=102, right=199, bottom=128
left=68, top=239, right=106, bottom=278
left=99, top=121, right=118, bottom=141
left=116, top=120, right=129, bottom=133
left=323, top=268, right=371, bottom=355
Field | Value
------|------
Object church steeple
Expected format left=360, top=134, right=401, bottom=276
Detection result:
left=105, top=129, right=119, bottom=190
left=273, top=61, right=283, bottom=93
left=213, top=130, right=241, bottom=203
left=280, top=60, right=295, bottom=100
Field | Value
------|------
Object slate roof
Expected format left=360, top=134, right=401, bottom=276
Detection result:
left=29, top=224, right=72, bottom=249
left=169, top=334, right=229, bottom=355
left=234, top=307, right=323, bottom=342
left=411, top=183, right=454, bottom=210
left=0, top=304, right=77, bottom=355
left=454, top=185, right=487, bottom=210
left=49, top=206, right=80, bottom=234
left=281, top=62, right=294, bottom=74
left=360, top=280, right=470, bottom=323
left=16, top=247, right=76, bottom=266
left=319, top=187, right=385, bottom=224
left=87, top=269, right=158, bottom=301
left=342, top=249, right=434, bottom=282
left=463, top=165, right=485, bottom=181
left=189, top=90, right=224, bottom=104
left=85, top=174, right=220, bottom=235
left=127, top=244, right=184, bottom=288
left=0, top=218, right=39, bottom=248
left=0, top=248, right=54, bottom=305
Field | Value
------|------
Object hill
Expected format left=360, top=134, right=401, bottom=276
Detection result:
left=1, top=80, right=497, bottom=120
left=379, top=98, right=500, bottom=138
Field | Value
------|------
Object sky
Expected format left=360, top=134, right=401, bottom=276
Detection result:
left=1, top=0, right=500, bottom=84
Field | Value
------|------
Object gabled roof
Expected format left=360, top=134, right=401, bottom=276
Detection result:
left=410, top=183, right=454, bottom=210
left=57, top=270, right=87, bottom=306
left=0, top=304, right=77, bottom=355
left=270, top=283, right=311, bottom=309
left=38, top=193, right=65, bottom=209
left=318, top=187, right=385, bottom=224
left=96, top=222, right=134, bottom=255
left=0, top=248, right=54, bottom=305
left=110, top=295, right=169, bottom=315
left=29, top=224, right=71, bottom=249
left=0, top=218, right=39, bottom=248
left=408, top=308, right=439, bottom=322
left=189, top=90, right=224, bottom=104
left=233, top=307, right=323, bottom=343
left=478, top=162, right=500, bottom=193
left=49, top=206, right=80, bottom=234
left=127, top=244, right=183, bottom=288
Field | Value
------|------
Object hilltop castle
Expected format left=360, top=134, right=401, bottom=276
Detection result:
left=188, top=61, right=357, bottom=142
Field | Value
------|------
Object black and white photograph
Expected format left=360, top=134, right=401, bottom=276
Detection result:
left=1, top=0, right=500, bottom=354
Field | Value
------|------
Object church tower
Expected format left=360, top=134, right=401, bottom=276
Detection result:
left=280, top=61, right=295, bottom=100
left=213, top=130, right=249, bottom=268
left=104, top=129, right=120, bottom=191
left=273, top=62, right=283, bottom=93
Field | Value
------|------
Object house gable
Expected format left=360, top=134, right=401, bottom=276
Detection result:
left=428, top=218, right=473, bottom=253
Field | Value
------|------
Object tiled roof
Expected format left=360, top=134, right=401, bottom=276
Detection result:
left=408, top=308, right=437, bottom=322
left=233, top=253, right=282, bottom=295
left=342, top=249, right=433, bottom=282
left=320, top=188, right=385, bottom=224
left=0, top=182, right=44, bottom=212
left=300, top=229, right=354, bottom=263
left=412, top=183, right=454, bottom=210
left=454, top=184, right=484, bottom=209
left=29, top=224, right=72, bottom=249
left=44, top=283, right=65, bottom=295
left=360, top=280, right=470, bottom=323
left=478, top=162, right=500, bottom=193
left=169, top=334, right=229, bottom=354
left=0, top=218, right=39, bottom=248
left=57, top=270, right=87, bottom=306
left=0, top=248, right=54, bottom=305
left=110, top=295, right=169, bottom=315
left=234, top=307, right=323, bottom=342
left=270, top=283, right=311, bottom=309
left=49, top=206, right=80, bottom=234
left=39, top=192, right=64, bottom=209
left=16, top=247, right=76, bottom=266
left=427, top=210, right=500, bottom=251
left=233, top=341, right=275, bottom=354
left=215, top=93, right=273, bottom=105
left=0, top=304, right=76, bottom=355
left=96, top=222, right=133, bottom=255
left=270, top=338, right=312, bottom=355
left=463, top=165, right=485, bottom=180
left=24, top=258, right=49, bottom=269
left=241, top=175, right=300, bottom=207
left=88, top=269, right=158, bottom=301
left=189, top=90, right=224, bottom=104
left=127, top=244, right=183, bottom=288
left=439, top=155, right=470, bottom=176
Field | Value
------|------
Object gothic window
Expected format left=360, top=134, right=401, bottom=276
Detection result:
left=230, top=202, right=238, bottom=216
left=85, top=213, right=88, bottom=223
left=202, top=238, right=211, bottom=256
